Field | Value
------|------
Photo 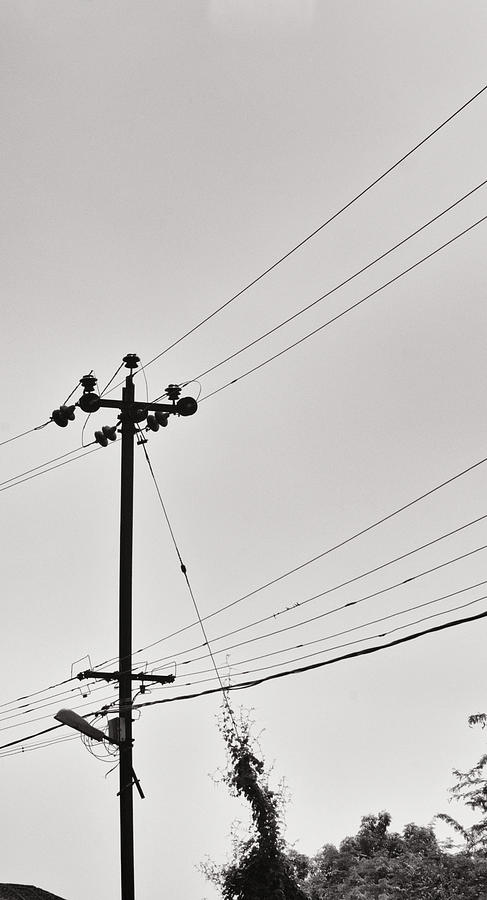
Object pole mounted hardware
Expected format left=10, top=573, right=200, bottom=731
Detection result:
left=78, top=669, right=175, bottom=686
left=51, top=405, right=76, bottom=427
left=94, top=425, right=118, bottom=447
left=50, top=357, right=198, bottom=449
left=51, top=354, right=197, bottom=900
left=78, top=373, right=102, bottom=414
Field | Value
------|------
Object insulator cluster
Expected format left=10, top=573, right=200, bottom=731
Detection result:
left=95, top=425, right=118, bottom=447
left=50, top=370, right=197, bottom=443
left=146, top=412, right=169, bottom=431
left=51, top=405, right=76, bottom=427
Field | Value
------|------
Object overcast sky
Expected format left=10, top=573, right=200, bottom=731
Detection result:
left=1, top=2, right=487, bottom=899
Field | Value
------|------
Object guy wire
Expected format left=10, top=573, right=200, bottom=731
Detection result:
left=139, top=438, right=241, bottom=738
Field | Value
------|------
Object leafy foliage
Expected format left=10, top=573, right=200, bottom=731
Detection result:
left=205, top=706, right=487, bottom=899
left=437, top=712, right=487, bottom=852
left=204, top=706, right=307, bottom=900
left=292, top=812, right=487, bottom=899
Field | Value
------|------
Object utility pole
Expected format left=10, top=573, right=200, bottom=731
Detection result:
left=118, top=366, right=136, bottom=900
left=51, top=353, right=198, bottom=900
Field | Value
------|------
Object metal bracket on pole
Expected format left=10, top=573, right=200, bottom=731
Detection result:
left=78, top=669, right=175, bottom=685
left=117, top=768, right=145, bottom=801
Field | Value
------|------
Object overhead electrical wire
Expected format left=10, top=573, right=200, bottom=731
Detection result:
left=178, top=178, right=487, bottom=392
left=0, top=373, right=92, bottom=451
left=2, top=221, right=486, bottom=701
left=0, top=443, right=97, bottom=491
left=0, top=702, right=118, bottom=759
left=201, top=213, right=487, bottom=401
left=100, top=363, right=125, bottom=398
left=145, top=543, right=487, bottom=667
left=129, top=606, right=487, bottom=708
left=0, top=675, right=82, bottom=712
left=4, top=592, right=484, bottom=751
left=0, top=679, right=116, bottom=726
left=3, top=470, right=487, bottom=714
left=0, top=689, right=119, bottom=735
left=147, top=592, right=487, bottom=694
left=1, top=94, right=485, bottom=472
left=96, top=467, right=487, bottom=670
left=0, top=706, right=112, bottom=756
left=2, top=216, right=485, bottom=499
left=0, top=442, right=112, bottom=495
left=152, top=580, right=487, bottom=683
left=0, top=734, right=79, bottom=760
left=0, top=421, right=52, bottom=450
left=129, top=82, right=487, bottom=384
left=0, top=723, right=65, bottom=752
left=7, top=601, right=487, bottom=759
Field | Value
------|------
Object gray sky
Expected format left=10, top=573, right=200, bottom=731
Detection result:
left=1, top=2, right=487, bottom=898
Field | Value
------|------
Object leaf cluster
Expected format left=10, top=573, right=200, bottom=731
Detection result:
left=291, top=812, right=487, bottom=900
left=437, top=711, right=487, bottom=852
left=207, top=706, right=307, bottom=900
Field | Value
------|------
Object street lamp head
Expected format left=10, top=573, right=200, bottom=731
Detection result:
left=54, top=708, right=112, bottom=743
left=176, top=396, right=198, bottom=417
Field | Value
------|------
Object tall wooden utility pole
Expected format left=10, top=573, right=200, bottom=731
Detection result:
left=52, top=353, right=198, bottom=900
left=118, top=367, right=136, bottom=900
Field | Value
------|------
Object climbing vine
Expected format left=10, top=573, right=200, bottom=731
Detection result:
left=204, top=705, right=307, bottom=900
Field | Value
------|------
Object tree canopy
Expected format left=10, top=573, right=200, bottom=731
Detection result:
left=205, top=705, right=487, bottom=900
left=437, top=712, right=487, bottom=852
left=290, top=811, right=487, bottom=900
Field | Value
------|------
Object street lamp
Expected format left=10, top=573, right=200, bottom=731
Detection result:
left=54, top=708, right=145, bottom=800
left=54, top=708, right=119, bottom=744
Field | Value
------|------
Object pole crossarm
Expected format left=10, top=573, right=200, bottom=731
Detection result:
left=97, top=399, right=176, bottom=414
left=78, top=669, right=175, bottom=685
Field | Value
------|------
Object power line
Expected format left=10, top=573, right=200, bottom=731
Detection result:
left=100, top=363, right=125, bottom=397
left=0, top=702, right=114, bottom=754
left=0, top=723, right=65, bottom=752
left=130, top=606, right=487, bottom=707
left=0, top=689, right=118, bottom=735
left=135, top=83, right=487, bottom=382
left=148, top=592, right=487, bottom=694
left=202, top=213, right=487, bottom=401
left=0, top=676, right=79, bottom=712
left=0, top=375, right=93, bottom=450
left=147, top=543, right=487, bottom=667
left=0, top=443, right=98, bottom=490
left=0, top=421, right=51, bottom=450
left=0, top=679, right=115, bottom=726
left=101, top=464, right=487, bottom=667
left=4, top=597, right=486, bottom=755
left=224, top=594, right=487, bottom=681
left=0, top=443, right=103, bottom=494
left=181, top=179, right=487, bottom=389
left=0, top=734, right=79, bottom=760
left=159, top=580, right=487, bottom=680
left=1, top=232, right=486, bottom=701
left=3, top=471, right=487, bottom=715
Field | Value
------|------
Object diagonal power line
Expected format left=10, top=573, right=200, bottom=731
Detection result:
left=104, top=82, right=487, bottom=392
